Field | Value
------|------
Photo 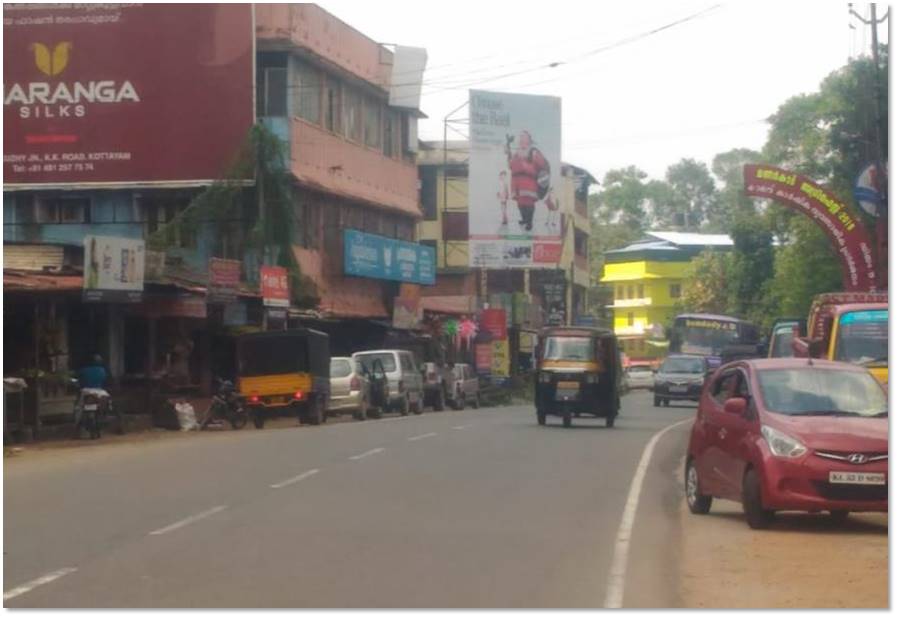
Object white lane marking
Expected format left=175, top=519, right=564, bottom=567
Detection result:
left=407, top=432, right=437, bottom=441
left=148, top=505, right=228, bottom=536
left=4, top=567, right=78, bottom=601
left=380, top=416, right=410, bottom=423
left=270, top=468, right=320, bottom=489
left=452, top=424, right=473, bottom=430
left=604, top=419, right=691, bottom=609
left=349, top=447, right=386, bottom=461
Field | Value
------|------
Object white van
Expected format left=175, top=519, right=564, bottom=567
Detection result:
left=352, top=350, right=424, bottom=415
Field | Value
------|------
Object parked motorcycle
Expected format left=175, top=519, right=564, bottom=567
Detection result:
left=200, top=378, right=249, bottom=430
left=72, top=383, right=119, bottom=439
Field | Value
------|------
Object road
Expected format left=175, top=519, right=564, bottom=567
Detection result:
left=4, top=391, right=695, bottom=608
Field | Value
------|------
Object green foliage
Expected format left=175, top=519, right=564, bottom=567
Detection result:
left=659, top=158, right=719, bottom=231
left=678, top=250, right=732, bottom=315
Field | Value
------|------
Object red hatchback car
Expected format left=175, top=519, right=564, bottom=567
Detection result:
left=685, top=358, right=887, bottom=528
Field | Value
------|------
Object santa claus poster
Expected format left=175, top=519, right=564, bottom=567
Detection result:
left=468, top=89, right=562, bottom=268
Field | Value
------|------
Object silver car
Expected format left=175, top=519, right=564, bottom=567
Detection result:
left=624, top=365, right=655, bottom=390
left=327, top=357, right=374, bottom=420
left=445, top=363, right=480, bottom=410
left=352, top=350, right=424, bottom=415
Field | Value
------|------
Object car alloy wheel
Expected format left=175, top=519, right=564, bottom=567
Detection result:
left=686, top=460, right=712, bottom=514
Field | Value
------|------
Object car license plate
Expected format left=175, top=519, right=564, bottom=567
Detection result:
left=84, top=404, right=98, bottom=411
left=557, top=381, right=579, bottom=390
left=669, top=385, right=688, bottom=393
left=829, top=471, right=886, bottom=485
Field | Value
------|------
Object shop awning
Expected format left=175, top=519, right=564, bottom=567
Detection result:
left=4, top=270, right=83, bottom=292
left=317, top=287, right=389, bottom=319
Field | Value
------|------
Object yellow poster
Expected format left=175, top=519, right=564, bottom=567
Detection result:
left=491, top=340, right=510, bottom=378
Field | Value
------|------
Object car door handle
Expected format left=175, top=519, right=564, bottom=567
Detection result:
left=718, top=428, right=727, bottom=440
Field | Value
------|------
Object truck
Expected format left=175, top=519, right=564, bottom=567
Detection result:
left=792, top=292, right=888, bottom=386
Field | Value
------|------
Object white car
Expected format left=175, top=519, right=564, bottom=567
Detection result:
left=352, top=350, right=424, bottom=415
left=625, top=365, right=655, bottom=390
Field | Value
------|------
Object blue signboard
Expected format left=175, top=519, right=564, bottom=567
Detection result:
left=343, top=229, right=436, bottom=285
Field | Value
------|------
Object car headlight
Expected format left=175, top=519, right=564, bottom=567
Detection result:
left=761, top=425, right=807, bottom=458
left=539, top=372, right=552, bottom=384
left=585, top=374, right=599, bottom=384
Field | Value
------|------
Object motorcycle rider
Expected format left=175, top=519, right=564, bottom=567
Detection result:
left=74, top=354, right=115, bottom=438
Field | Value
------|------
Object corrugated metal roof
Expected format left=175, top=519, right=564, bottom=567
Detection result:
left=644, top=231, right=733, bottom=246
left=4, top=270, right=82, bottom=292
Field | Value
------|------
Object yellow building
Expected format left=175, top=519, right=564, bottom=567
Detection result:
left=601, top=232, right=733, bottom=362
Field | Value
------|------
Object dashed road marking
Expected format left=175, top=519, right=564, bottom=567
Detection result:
left=408, top=432, right=437, bottom=441
left=349, top=447, right=386, bottom=461
left=452, top=424, right=473, bottom=430
left=604, top=419, right=691, bottom=609
left=4, top=567, right=78, bottom=601
left=270, top=468, right=320, bottom=489
left=148, top=505, right=228, bottom=536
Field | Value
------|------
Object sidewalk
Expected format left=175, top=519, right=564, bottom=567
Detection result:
left=679, top=499, right=888, bottom=608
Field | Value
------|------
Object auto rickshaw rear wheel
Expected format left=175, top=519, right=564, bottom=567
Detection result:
left=307, top=398, right=324, bottom=425
left=563, top=412, right=572, bottom=428
left=536, top=409, right=546, bottom=425
left=253, top=413, right=265, bottom=429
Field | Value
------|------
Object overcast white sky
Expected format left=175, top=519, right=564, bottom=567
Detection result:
left=316, top=1, right=887, bottom=183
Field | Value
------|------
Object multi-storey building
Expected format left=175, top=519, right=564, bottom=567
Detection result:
left=601, top=232, right=733, bottom=363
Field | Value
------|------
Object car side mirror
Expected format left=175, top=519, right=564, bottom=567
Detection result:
left=724, top=397, right=747, bottom=416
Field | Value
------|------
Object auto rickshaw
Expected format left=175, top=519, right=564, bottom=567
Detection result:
left=235, top=329, right=331, bottom=428
left=535, top=326, right=622, bottom=428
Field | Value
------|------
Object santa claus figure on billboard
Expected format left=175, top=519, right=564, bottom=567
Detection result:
left=505, top=130, right=556, bottom=233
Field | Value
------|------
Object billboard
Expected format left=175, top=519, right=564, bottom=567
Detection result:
left=468, top=90, right=562, bottom=268
left=3, top=4, right=254, bottom=187
left=83, top=235, right=145, bottom=302
left=743, top=165, right=878, bottom=291
left=260, top=265, right=290, bottom=308
left=343, top=230, right=436, bottom=285
left=207, top=258, right=241, bottom=304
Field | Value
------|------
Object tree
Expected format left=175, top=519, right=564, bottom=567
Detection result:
left=710, top=148, right=763, bottom=229
left=656, top=158, right=719, bottom=231
left=678, top=250, right=731, bottom=315
left=727, top=213, right=774, bottom=326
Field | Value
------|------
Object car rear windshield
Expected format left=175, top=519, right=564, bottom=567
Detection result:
left=356, top=353, right=397, bottom=373
left=628, top=366, right=651, bottom=373
left=757, top=368, right=886, bottom=416
left=240, top=337, right=309, bottom=376
left=543, top=337, right=594, bottom=361
left=330, top=359, right=352, bottom=378
left=660, top=357, right=704, bottom=373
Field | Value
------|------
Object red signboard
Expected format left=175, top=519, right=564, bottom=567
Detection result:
left=475, top=343, right=493, bottom=375
left=208, top=258, right=241, bottom=304
left=480, top=308, right=508, bottom=340
left=743, top=165, right=878, bottom=292
left=260, top=266, right=290, bottom=308
left=3, top=4, right=254, bottom=186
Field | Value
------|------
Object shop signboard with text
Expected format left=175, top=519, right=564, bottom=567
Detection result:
left=82, top=235, right=144, bottom=302
left=343, top=229, right=435, bottom=285
left=3, top=4, right=254, bottom=187
left=207, top=258, right=241, bottom=304
left=468, top=89, right=562, bottom=268
left=260, top=265, right=289, bottom=308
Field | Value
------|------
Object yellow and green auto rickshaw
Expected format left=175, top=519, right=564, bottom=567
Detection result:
left=535, top=326, right=622, bottom=428
left=236, top=329, right=331, bottom=428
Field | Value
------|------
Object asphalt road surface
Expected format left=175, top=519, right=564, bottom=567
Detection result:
left=4, top=391, right=696, bottom=608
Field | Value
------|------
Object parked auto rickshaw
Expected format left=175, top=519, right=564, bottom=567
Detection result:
left=236, top=329, right=331, bottom=428
left=535, top=326, right=622, bottom=428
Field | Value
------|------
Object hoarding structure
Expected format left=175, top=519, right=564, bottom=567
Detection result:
left=3, top=3, right=254, bottom=187
left=83, top=235, right=145, bottom=302
left=468, top=90, right=562, bottom=268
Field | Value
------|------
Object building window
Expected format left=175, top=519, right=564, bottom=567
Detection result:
left=420, top=167, right=438, bottom=221
left=639, top=339, right=645, bottom=352
left=637, top=284, right=644, bottom=298
left=36, top=197, right=90, bottom=223
left=324, top=78, right=341, bottom=133
left=257, top=53, right=288, bottom=118
left=627, top=285, right=634, bottom=299
left=343, top=87, right=363, bottom=143
left=363, top=208, right=382, bottom=235
left=294, top=61, right=322, bottom=125
left=383, top=110, right=398, bottom=158
left=670, top=283, right=682, bottom=299
left=396, top=218, right=414, bottom=242
left=363, top=97, right=382, bottom=149
left=627, top=312, right=634, bottom=327
left=295, top=197, right=320, bottom=250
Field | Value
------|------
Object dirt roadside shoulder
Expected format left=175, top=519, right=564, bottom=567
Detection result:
left=679, top=496, right=888, bottom=608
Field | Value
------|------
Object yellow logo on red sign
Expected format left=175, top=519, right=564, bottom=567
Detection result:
left=31, top=42, right=71, bottom=77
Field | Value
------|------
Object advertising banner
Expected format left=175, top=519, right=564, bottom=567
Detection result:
left=83, top=235, right=144, bottom=302
left=343, top=229, right=436, bottom=285
left=468, top=89, right=562, bottom=268
left=475, top=343, right=493, bottom=376
left=260, top=265, right=290, bottom=308
left=542, top=279, right=567, bottom=326
left=207, top=258, right=241, bottom=304
left=3, top=4, right=254, bottom=187
left=392, top=297, right=422, bottom=330
left=480, top=308, right=508, bottom=340
left=491, top=340, right=510, bottom=381
left=743, top=164, right=878, bottom=291
left=128, top=293, right=208, bottom=319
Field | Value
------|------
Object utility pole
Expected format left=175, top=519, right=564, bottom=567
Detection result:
left=849, top=3, right=889, bottom=289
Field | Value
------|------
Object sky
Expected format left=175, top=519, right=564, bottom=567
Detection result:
left=315, top=1, right=886, bottom=183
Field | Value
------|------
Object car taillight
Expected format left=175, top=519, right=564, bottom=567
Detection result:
left=249, top=394, right=260, bottom=404
left=294, top=391, right=304, bottom=400
left=350, top=376, right=360, bottom=390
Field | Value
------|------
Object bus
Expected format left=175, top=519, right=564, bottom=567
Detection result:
left=669, top=313, right=762, bottom=369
